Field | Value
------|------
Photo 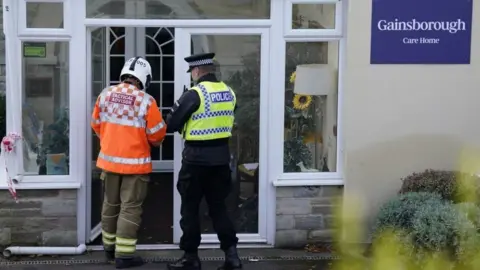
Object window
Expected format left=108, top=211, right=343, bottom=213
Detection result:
left=94, top=26, right=176, bottom=171
left=26, top=2, right=64, bottom=29
left=278, top=0, right=344, bottom=181
left=21, top=41, right=70, bottom=176
left=292, top=3, right=336, bottom=29
left=285, top=0, right=342, bottom=37
left=145, top=27, right=175, bottom=163
left=19, top=0, right=70, bottom=36
left=86, top=0, right=270, bottom=19
left=283, top=41, right=339, bottom=173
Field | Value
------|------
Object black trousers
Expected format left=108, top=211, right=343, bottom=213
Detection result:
left=177, top=163, right=238, bottom=252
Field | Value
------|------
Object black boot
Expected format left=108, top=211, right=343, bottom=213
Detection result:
left=217, top=246, right=242, bottom=270
left=167, top=252, right=202, bottom=270
left=115, top=256, right=144, bottom=269
left=105, top=250, right=115, bottom=263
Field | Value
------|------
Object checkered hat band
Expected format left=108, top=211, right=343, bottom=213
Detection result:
left=188, top=59, right=214, bottom=67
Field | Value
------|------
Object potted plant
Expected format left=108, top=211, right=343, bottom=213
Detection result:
left=283, top=42, right=328, bottom=172
left=283, top=137, right=313, bottom=172
left=37, top=107, right=69, bottom=175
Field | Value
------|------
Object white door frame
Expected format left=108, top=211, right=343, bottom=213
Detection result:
left=173, top=27, right=270, bottom=244
left=85, top=26, right=106, bottom=242
left=85, top=27, right=94, bottom=242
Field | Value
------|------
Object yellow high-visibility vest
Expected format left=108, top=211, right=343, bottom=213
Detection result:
left=183, top=81, right=236, bottom=141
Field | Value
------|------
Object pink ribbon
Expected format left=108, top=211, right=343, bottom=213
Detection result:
left=1, top=132, right=22, bottom=202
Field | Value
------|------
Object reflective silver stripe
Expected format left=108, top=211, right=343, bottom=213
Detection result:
left=147, top=120, right=165, bottom=135
left=99, top=152, right=151, bottom=165
left=91, top=119, right=101, bottom=125
left=99, top=113, right=146, bottom=128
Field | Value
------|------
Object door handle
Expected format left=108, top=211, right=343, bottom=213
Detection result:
left=183, top=85, right=188, bottom=93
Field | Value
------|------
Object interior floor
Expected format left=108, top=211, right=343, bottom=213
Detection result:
left=91, top=172, right=174, bottom=245
left=91, top=171, right=259, bottom=245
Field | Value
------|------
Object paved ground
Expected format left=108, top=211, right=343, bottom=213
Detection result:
left=3, top=260, right=333, bottom=269
left=0, top=248, right=337, bottom=269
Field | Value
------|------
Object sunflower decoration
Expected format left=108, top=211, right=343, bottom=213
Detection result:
left=302, top=132, right=323, bottom=144
left=293, top=94, right=312, bottom=110
left=289, top=71, right=296, bottom=84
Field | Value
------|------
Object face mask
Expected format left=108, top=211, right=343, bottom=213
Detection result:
left=191, top=69, right=198, bottom=82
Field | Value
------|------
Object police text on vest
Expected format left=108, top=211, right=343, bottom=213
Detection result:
left=210, top=91, right=233, bottom=103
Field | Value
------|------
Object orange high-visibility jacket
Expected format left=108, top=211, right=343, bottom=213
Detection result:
left=91, top=83, right=167, bottom=174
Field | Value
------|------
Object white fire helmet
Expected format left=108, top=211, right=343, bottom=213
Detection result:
left=120, top=57, right=152, bottom=90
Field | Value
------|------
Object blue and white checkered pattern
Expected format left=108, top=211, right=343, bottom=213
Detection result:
left=192, top=110, right=234, bottom=120
left=190, top=83, right=235, bottom=136
left=198, top=84, right=211, bottom=112
left=188, top=58, right=214, bottom=67
left=190, top=127, right=232, bottom=136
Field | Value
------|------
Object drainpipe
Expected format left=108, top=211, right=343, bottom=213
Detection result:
left=3, top=244, right=87, bottom=258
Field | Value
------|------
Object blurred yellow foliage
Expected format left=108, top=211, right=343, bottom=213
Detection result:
left=332, top=149, right=480, bottom=270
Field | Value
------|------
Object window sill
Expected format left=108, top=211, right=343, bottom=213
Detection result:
left=273, top=172, right=344, bottom=186
left=0, top=181, right=81, bottom=190
left=273, top=179, right=344, bottom=186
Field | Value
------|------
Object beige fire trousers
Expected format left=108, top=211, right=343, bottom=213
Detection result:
left=100, top=171, right=149, bottom=258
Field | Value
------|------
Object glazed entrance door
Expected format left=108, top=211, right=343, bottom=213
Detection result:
left=173, top=28, right=270, bottom=244
left=86, top=26, right=178, bottom=244
left=86, top=26, right=271, bottom=246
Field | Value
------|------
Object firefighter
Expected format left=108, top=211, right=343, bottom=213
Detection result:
left=91, top=57, right=167, bottom=269
left=166, top=53, right=242, bottom=270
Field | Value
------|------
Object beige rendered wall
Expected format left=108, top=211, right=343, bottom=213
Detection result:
left=342, top=0, right=480, bottom=241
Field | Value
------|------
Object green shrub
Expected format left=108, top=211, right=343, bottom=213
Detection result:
left=456, top=202, right=480, bottom=229
left=373, top=192, right=480, bottom=265
left=399, top=169, right=480, bottom=203
left=410, top=200, right=478, bottom=262
left=373, top=192, right=443, bottom=233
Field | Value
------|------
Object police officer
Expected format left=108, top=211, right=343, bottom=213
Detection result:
left=91, top=57, right=167, bottom=269
left=166, top=53, right=242, bottom=270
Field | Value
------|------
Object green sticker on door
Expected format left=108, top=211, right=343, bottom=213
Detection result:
left=23, top=42, right=46, bottom=58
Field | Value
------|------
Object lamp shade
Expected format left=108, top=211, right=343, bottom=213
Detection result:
left=293, top=64, right=335, bottom=96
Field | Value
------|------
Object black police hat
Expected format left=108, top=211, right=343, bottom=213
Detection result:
left=184, top=52, right=216, bottom=73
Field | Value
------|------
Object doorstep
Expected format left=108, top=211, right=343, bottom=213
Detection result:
left=0, top=248, right=338, bottom=267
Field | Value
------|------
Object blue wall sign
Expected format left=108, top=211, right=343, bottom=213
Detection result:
left=370, top=0, right=473, bottom=64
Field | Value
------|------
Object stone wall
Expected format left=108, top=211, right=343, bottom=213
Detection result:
left=275, top=186, right=343, bottom=248
left=0, top=189, right=77, bottom=247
